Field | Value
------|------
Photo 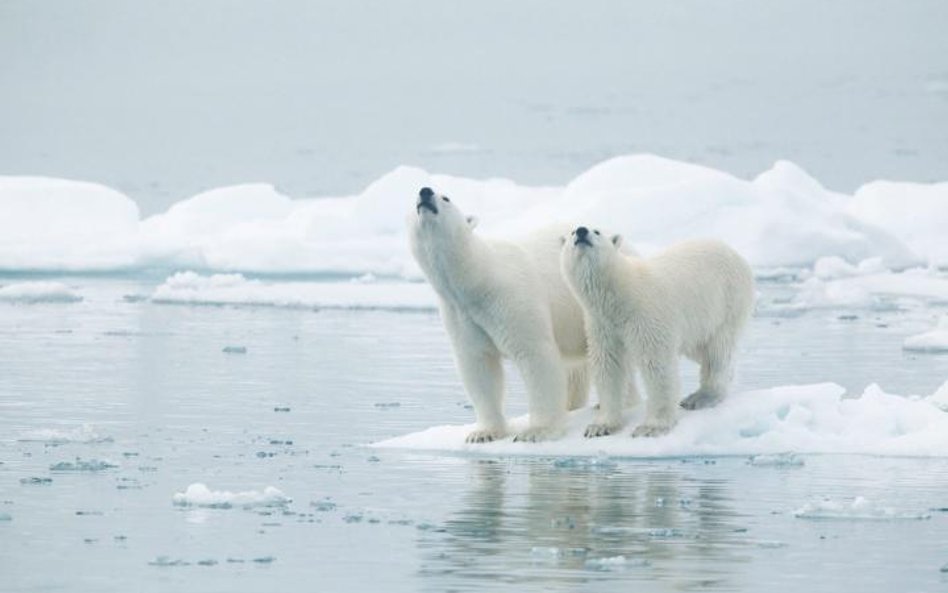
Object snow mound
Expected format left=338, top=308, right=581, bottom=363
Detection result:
left=784, top=267, right=948, bottom=311
left=0, top=281, right=82, bottom=304
left=151, top=271, right=438, bottom=311
left=18, top=424, right=112, bottom=444
left=793, top=496, right=931, bottom=521
left=904, top=317, right=948, bottom=353
left=373, top=382, right=948, bottom=458
left=0, top=176, right=140, bottom=270
left=2, top=156, right=946, bottom=274
left=172, top=483, right=291, bottom=509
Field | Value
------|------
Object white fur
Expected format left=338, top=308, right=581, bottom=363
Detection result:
left=408, top=189, right=590, bottom=442
left=561, top=229, right=754, bottom=438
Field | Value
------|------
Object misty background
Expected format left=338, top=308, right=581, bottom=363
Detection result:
left=1, top=0, right=946, bottom=215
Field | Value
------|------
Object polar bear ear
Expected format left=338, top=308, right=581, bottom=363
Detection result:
left=611, top=234, right=623, bottom=248
left=466, top=215, right=479, bottom=229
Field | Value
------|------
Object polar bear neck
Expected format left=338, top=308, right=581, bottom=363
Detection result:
left=573, top=253, right=649, bottom=315
left=416, top=229, right=491, bottom=302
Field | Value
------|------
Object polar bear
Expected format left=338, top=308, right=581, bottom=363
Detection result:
left=408, top=187, right=592, bottom=443
left=561, top=226, right=754, bottom=438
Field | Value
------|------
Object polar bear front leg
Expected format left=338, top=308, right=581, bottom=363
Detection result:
left=585, top=329, right=628, bottom=438
left=444, top=309, right=508, bottom=443
left=634, top=353, right=680, bottom=438
left=512, top=345, right=568, bottom=442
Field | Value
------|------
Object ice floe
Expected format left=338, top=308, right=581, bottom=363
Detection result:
left=0, top=281, right=82, bottom=304
left=1, top=155, right=945, bottom=275
left=374, top=382, right=948, bottom=458
left=49, top=458, right=118, bottom=472
left=171, top=483, right=291, bottom=509
left=904, top=317, right=948, bottom=353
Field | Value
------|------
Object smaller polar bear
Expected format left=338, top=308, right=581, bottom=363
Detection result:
left=408, top=187, right=591, bottom=443
left=561, top=227, right=754, bottom=438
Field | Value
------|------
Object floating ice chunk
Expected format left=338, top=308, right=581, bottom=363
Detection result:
left=171, top=483, right=291, bottom=509
left=151, top=271, right=438, bottom=312
left=0, top=513, right=11, bottom=522
left=50, top=458, right=117, bottom=472
left=584, top=555, right=648, bottom=571
left=19, top=424, right=112, bottom=444
left=0, top=282, right=82, bottom=304
left=904, top=317, right=948, bottom=353
left=747, top=453, right=805, bottom=467
left=811, top=256, right=886, bottom=280
left=793, top=496, right=931, bottom=521
left=148, top=556, right=189, bottom=567
left=19, top=477, right=53, bottom=485
left=222, top=345, right=248, bottom=354
left=784, top=268, right=948, bottom=312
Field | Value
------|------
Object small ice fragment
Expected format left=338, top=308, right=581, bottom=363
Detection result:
left=20, top=477, right=53, bottom=485
left=374, top=402, right=401, bottom=408
left=747, top=453, right=805, bottom=467
left=0, top=513, right=12, bottom=522
left=343, top=513, right=363, bottom=523
left=940, top=563, right=948, bottom=573
left=366, top=456, right=380, bottom=463
left=197, top=559, right=218, bottom=566
left=252, top=556, right=275, bottom=564
left=172, top=483, right=291, bottom=509
left=19, top=424, right=112, bottom=444
left=148, top=556, right=189, bottom=567
left=757, top=540, right=789, bottom=549
left=793, top=496, right=931, bottom=521
left=222, top=345, right=247, bottom=354
left=551, top=453, right=617, bottom=471
left=310, top=500, right=336, bottom=512
left=584, top=555, right=648, bottom=571
left=50, top=458, right=117, bottom=472
left=226, top=558, right=245, bottom=563
left=273, top=406, right=291, bottom=412
left=530, top=546, right=561, bottom=558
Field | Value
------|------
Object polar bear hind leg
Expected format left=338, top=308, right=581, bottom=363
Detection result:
left=680, top=331, right=736, bottom=411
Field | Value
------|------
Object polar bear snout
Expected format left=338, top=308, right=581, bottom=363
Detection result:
left=573, top=226, right=593, bottom=247
left=417, top=187, right=438, bottom=215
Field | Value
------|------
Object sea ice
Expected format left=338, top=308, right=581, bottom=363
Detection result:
left=1, top=155, right=945, bottom=275
left=904, top=317, right=948, bottom=353
left=747, top=453, right=805, bottom=467
left=584, top=555, right=649, bottom=571
left=0, top=282, right=82, bottom=304
left=793, top=496, right=931, bottom=521
left=373, top=382, right=948, bottom=458
left=171, top=483, right=291, bottom=509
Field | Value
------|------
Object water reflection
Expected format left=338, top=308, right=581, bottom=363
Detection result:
left=418, top=458, right=750, bottom=591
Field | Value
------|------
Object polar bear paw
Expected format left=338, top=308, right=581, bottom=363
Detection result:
left=631, top=423, right=673, bottom=438
left=465, top=427, right=506, bottom=444
left=680, top=389, right=723, bottom=410
left=584, top=422, right=619, bottom=438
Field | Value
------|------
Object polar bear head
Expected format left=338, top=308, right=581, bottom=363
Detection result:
left=408, top=187, right=480, bottom=270
left=560, top=225, right=624, bottom=287
left=408, top=186, right=478, bottom=241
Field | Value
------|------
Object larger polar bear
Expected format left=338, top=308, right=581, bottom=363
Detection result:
left=408, top=187, right=591, bottom=443
left=561, top=226, right=754, bottom=438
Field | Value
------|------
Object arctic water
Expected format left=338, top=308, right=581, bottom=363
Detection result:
left=1, top=276, right=947, bottom=593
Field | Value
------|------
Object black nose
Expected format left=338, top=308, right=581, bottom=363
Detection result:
left=419, top=187, right=434, bottom=201
left=576, top=226, right=589, bottom=238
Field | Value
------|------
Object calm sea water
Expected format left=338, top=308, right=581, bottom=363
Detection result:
left=1, top=276, right=947, bottom=592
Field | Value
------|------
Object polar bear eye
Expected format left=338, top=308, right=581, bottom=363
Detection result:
left=594, top=230, right=600, bottom=235
left=442, top=196, right=450, bottom=202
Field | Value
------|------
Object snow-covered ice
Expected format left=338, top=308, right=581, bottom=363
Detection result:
left=171, top=483, right=291, bottom=509
left=374, top=382, right=948, bottom=458
left=151, top=271, right=437, bottom=311
left=782, top=267, right=948, bottom=312
left=1, top=155, right=945, bottom=276
left=0, top=281, right=82, bottom=304
left=904, top=317, right=948, bottom=353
